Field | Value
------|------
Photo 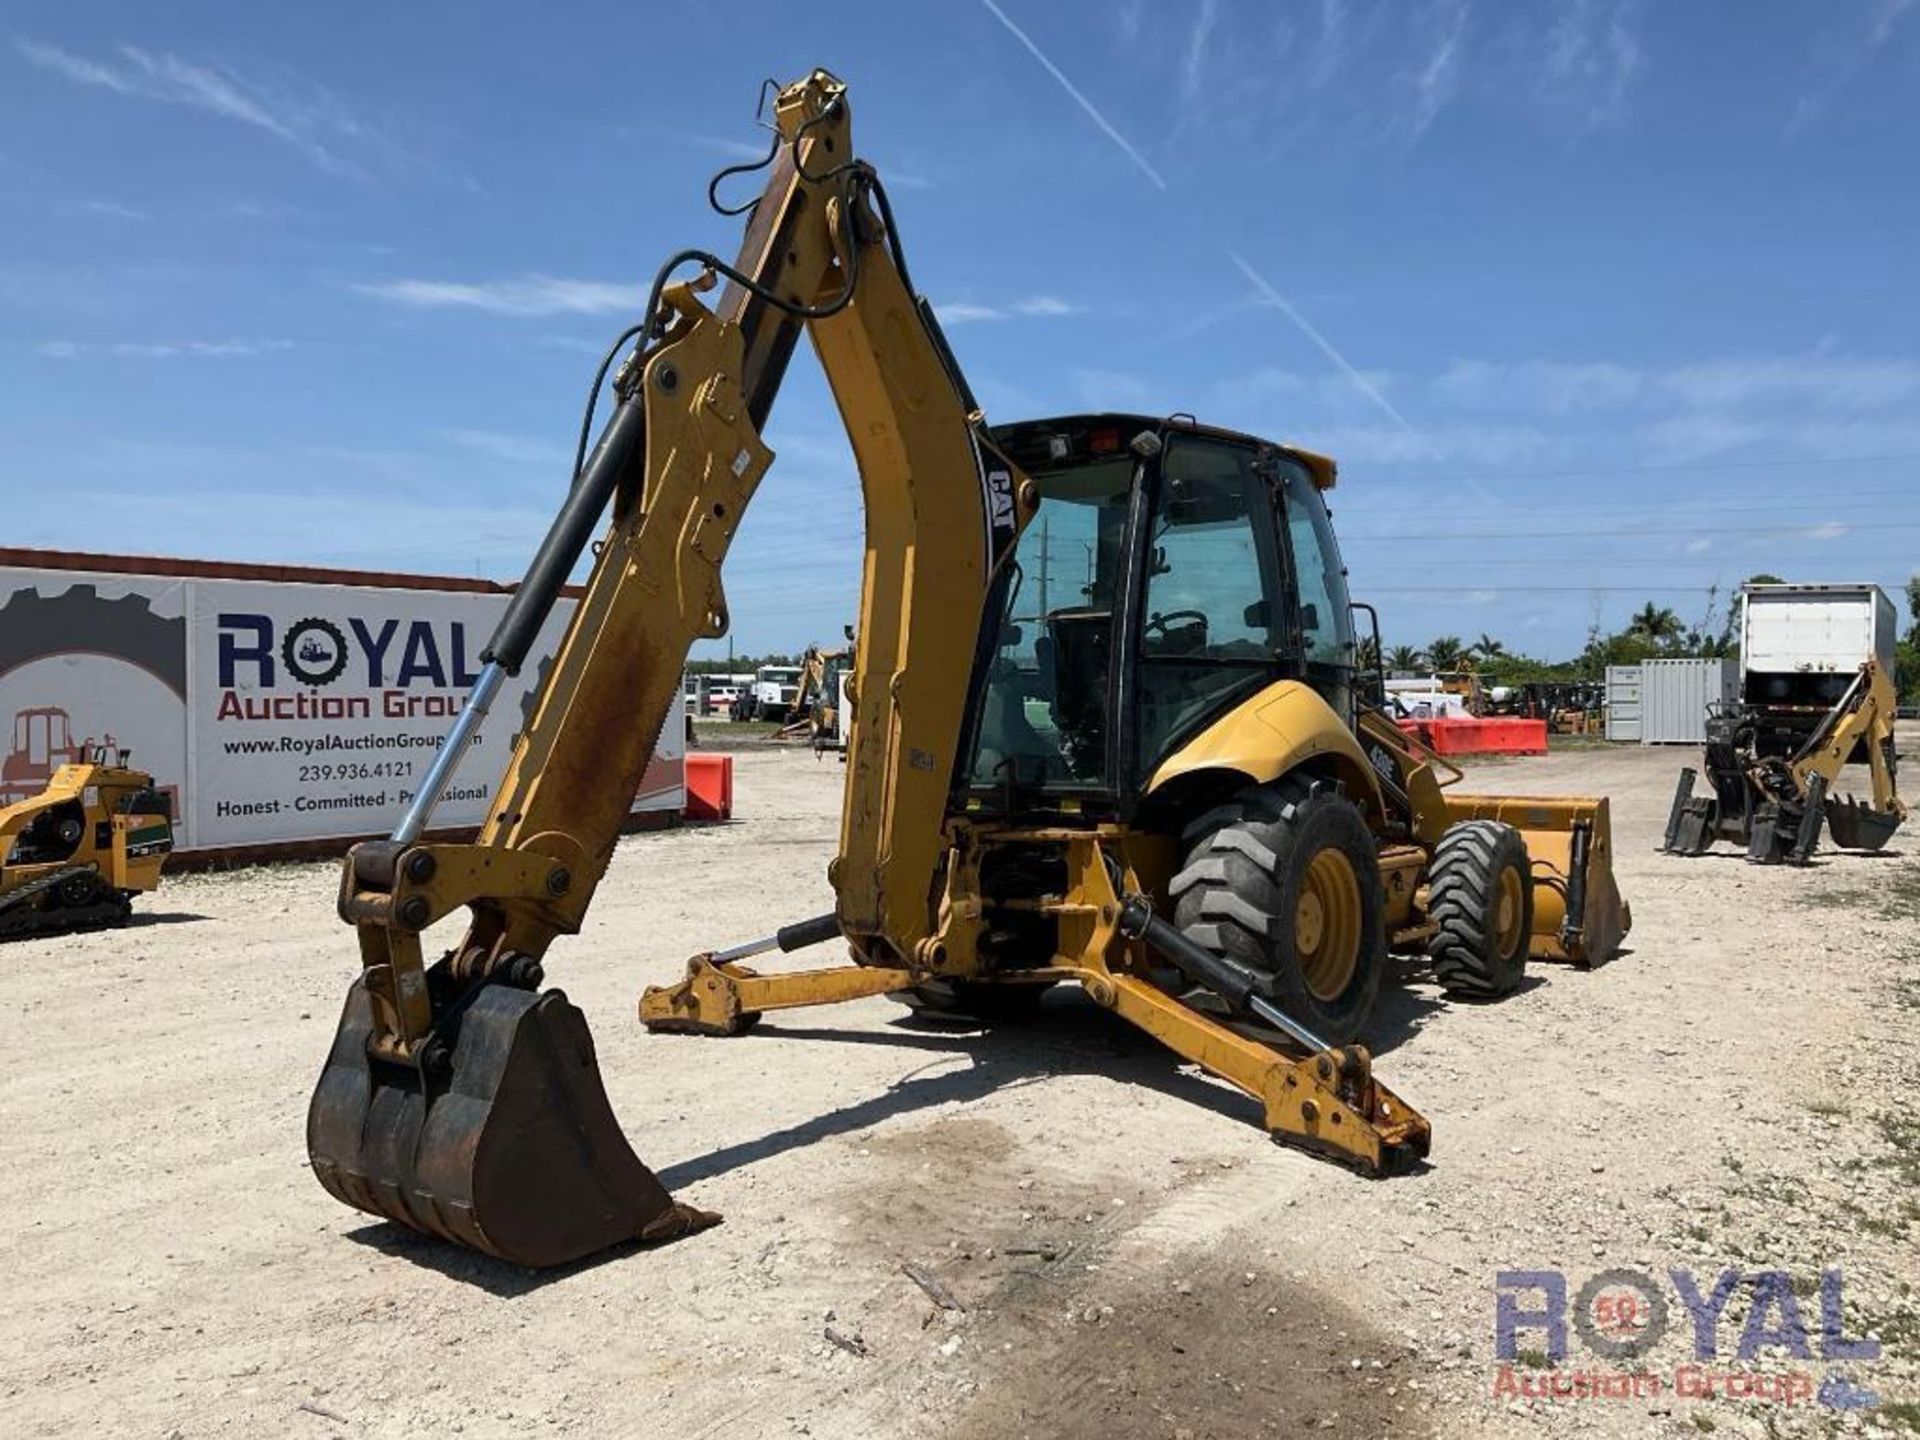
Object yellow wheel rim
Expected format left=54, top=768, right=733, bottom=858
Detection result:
left=1495, top=866, right=1526, bottom=957
left=1296, top=848, right=1362, bottom=1002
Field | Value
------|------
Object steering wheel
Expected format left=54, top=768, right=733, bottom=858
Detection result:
left=1144, top=609, right=1210, bottom=639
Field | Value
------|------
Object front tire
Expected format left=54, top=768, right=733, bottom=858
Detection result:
left=1426, top=820, right=1532, bottom=999
left=1170, top=775, right=1387, bottom=1044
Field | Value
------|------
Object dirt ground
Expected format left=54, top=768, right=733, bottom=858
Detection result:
left=4, top=730, right=1917, bottom=1439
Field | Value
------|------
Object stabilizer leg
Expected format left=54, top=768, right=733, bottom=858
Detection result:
left=1662, top=767, right=1720, bottom=856
left=1110, top=890, right=1429, bottom=1174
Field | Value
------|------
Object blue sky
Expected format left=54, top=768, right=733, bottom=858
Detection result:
left=5, top=0, right=1917, bottom=663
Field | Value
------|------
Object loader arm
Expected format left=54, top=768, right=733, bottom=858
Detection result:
left=309, top=71, right=1033, bottom=1265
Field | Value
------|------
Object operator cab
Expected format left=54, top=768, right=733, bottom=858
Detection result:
left=964, top=413, right=1356, bottom=815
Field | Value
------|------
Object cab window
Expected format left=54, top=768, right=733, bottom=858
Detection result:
left=1135, top=437, right=1285, bottom=768
left=1279, top=460, right=1355, bottom=672
left=965, top=458, right=1132, bottom=789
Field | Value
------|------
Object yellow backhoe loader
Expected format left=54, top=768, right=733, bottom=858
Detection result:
left=1664, top=658, right=1905, bottom=864
left=308, top=70, right=1630, bottom=1268
left=0, top=743, right=173, bottom=938
left=777, top=638, right=854, bottom=751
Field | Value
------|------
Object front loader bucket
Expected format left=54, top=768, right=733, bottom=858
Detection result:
left=1443, top=794, right=1631, bottom=967
left=308, top=978, right=715, bottom=1268
left=1825, top=795, right=1903, bottom=852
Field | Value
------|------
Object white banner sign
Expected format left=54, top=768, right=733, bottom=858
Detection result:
left=0, top=566, right=683, bottom=851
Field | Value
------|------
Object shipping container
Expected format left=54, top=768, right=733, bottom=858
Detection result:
left=1604, top=665, right=1642, bottom=742
left=1639, top=656, right=1739, bottom=745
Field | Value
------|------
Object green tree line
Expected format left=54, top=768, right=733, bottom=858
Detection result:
left=1372, top=574, right=1920, bottom=701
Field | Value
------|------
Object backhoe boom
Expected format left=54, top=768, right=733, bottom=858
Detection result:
left=309, top=71, right=1032, bottom=1264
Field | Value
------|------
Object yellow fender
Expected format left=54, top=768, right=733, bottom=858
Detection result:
left=1147, top=680, right=1388, bottom=824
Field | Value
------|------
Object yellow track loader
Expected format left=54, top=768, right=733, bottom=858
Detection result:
left=0, top=743, right=173, bottom=938
left=1664, top=658, right=1905, bottom=864
left=307, top=70, right=1630, bottom=1268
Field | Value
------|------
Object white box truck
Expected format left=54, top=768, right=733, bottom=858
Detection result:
left=1739, top=582, right=1897, bottom=755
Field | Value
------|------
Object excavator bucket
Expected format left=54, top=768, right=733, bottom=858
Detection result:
left=1442, top=794, right=1631, bottom=967
left=1825, top=795, right=1903, bottom=852
left=308, top=978, right=715, bottom=1268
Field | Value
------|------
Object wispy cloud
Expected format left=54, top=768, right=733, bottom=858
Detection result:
left=1539, top=0, right=1642, bottom=132
left=37, top=338, right=292, bottom=359
left=1789, top=0, right=1917, bottom=133
left=1308, top=0, right=1358, bottom=89
left=1180, top=0, right=1221, bottom=102
left=1071, top=367, right=1153, bottom=410
left=14, top=39, right=375, bottom=176
left=1435, top=355, right=1920, bottom=416
left=1805, top=521, right=1850, bottom=541
left=353, top=275, right=642, bottom=317
left=687, top=132, right=772, bottom=162
left=440, top=429, right=567, bottom=467
left=975, top=0, right=1167, bottom=189
left=1406, top=0, right=1471, bottom=136
left=77, top=199, right=147, bottom=220
left=1427, top=353, right=1920, bottom=467
left=935, top=294, right=1084, bottom=325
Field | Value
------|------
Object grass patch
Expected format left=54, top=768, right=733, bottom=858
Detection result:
left=1881, top=1399, right=1920, bottom=1432
left=1874, top=1112, right=1920, bottom=1190
left=1514, top=1347, right=1553, bottom=1370
left=1806, top=1096, right=1852, bottom=1119
left=1689, top=1412, right=1717, bottom=1433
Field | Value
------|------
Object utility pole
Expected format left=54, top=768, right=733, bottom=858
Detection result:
left=1036, top=513, right=1050, bottom=620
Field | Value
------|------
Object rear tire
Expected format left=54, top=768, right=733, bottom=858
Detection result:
left=1170, top=775, right=1386, bottom=1044
left=1426, top=820, right=1532, bottom=999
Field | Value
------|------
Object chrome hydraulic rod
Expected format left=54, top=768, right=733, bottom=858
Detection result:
left=390, top=661, right=507, bottom=845
left=1116, top=892, right=1337, bottom=1055
left=710, top=912, right=841, bottom=964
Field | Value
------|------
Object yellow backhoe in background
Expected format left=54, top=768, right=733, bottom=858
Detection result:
left=307, top=70, right=1630, bottom=1269
left=1664, top=657, right=1905, bottom=863
left=0, top=742, right=173, bottom=938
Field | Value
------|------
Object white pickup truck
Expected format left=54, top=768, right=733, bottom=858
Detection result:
left=735, top=665, right=803, bottom=723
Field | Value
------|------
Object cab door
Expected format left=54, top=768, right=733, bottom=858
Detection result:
left=1129, top=434, right=1294, bottom=780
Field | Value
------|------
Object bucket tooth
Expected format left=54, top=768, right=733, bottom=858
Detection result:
left=308, top=977, right=715, bottom=1268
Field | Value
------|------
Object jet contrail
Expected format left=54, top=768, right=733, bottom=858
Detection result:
left=1229, top=251, right=1418, bottom=438
left=975, top=0, right=1168, bottom=191
left=976, top=0, right=1417, bottom=442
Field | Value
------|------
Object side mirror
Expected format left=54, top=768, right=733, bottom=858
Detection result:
left=1150, top=545, right=1170, bottom=577
left=1001, top=624, right=1024, bottom=648
left=1243, top=600, right=1271, bottom=629
left=1299, top=602, right=1320, bottom=631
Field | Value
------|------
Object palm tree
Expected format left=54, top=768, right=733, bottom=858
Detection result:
left=1472, top=633, right=1507, bottom=662
left=1356, top=635, right=1381, bottom=671
left=1385, top=644, right=1422, bottom=674
left=1627, top=603, right=1683, bottom=645
left=1426, top=635, right=1467, bottom=671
